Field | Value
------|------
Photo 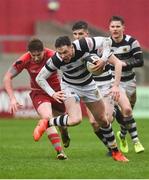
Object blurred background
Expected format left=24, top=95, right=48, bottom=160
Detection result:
left=0, top=0, right=149, bottom=118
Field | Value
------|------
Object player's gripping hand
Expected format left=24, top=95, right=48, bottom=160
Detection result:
left=52, top=91, right=65, bottom=103
left=92, top=59, right=106, bottom=71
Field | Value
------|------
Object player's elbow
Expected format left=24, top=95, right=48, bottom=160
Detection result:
left=3, top=73, right=11, bottom=86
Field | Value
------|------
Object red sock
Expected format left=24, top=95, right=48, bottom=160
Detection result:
left=48, top=133, right=62, bottom=152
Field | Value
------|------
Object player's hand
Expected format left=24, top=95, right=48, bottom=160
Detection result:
left=121, top=61, right=127, bottom=67
left=92, top=59, right=105, bottom=71
left=52, top=91, right=65, bottom=103
left=109, top=85, right=120, bottom=102
left=9, top=98, right=23, bottom=114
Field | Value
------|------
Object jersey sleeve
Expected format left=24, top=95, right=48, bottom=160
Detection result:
left=12, top=58, right=26, bottom=73
left=78, top=37, right=112, bottom=62
left=36, top=65, right=56, bottom=97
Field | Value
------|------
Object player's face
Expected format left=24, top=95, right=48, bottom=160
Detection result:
left=30, top=51, right=44, bottom=63
left=109, top=21, right=124, bottom=40
left=56, top=45, right=74, bottom=63
left=73, top=29, right=89, bottom=40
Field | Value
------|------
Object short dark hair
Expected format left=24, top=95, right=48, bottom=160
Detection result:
left=109, top=16, right=125, bottom=25
left=27, top=38, right=44, bottom=52
left=55, top=36, right=71, bottom=48
left=72, top=21, right=88, bottom=31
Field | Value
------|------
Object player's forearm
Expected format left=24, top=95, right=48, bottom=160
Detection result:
left=126, top=57, right=144, bottom=68
left=101, top=38, right=113, bottom=62
left=110, top=56, right=122, bottom=87
left=3, top=73, right=16, bottom=101
left=113, top=61, right=122, bottom=87
left=36, top=67, right=55, bottom=97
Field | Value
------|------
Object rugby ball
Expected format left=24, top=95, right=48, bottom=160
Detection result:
left=84, top=54, right=103, bottom=75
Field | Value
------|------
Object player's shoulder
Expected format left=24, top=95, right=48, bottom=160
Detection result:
left=12, top=52, right=30, bottom=69
left=46, top=51, right=63, bottom=69
left=17, top=52, right=31, bottom=62
left=124, top=34, right=137, bottom=43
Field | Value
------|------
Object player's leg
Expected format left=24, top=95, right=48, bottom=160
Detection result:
left=46, top=83, right=83, bottom=127
left=118, top=90, right=144, bottom=153
left=86, top=107, right=110, bottom=153
left=88, top=95, right=115, bottom=155
left=114, top=82, right=136, bottom=142
left=50, top=96, right=82, bottom=126
left=30, top=91, right=67, bottom=160
left=51, top=100, right=70, bottom=148
left=127, top=90, right=144, bottom=153
left=53, top=110, right=70, bottom=148
left=36, top=102, right=67, bottom=159
left=129, top=91, right=137, bottom=109
left=103, top=95, right=115, bottom=155
left=33, top=88, right=82, bottom=137
left=86, top=99, right=129, bottom=162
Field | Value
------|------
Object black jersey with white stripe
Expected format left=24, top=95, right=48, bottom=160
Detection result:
left=45, top=37, right=112, bottom=86
left=110, top=34, right=144, bottom=82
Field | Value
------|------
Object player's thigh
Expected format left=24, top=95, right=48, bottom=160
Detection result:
left=37, top=102, right=53, bottom=119
left=86, top=107, right=95, bottom=123
left=128, top=91, right=137, bottom=108
left=103, top=96, right=114, bottom=122
left=64, top=97, right=82, bottom=122
left=86, top=99, right=106, bottom=120
left=118, top=90, right=132, bottom=115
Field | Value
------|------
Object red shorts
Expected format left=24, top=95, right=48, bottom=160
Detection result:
left=29, top=90, right=65, bottom=113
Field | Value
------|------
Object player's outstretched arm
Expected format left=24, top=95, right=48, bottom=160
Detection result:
left=3, top=67, right=23, bottom=114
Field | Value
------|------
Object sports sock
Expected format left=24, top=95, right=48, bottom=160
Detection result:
left=95, top=128, right=111, bottom=151
left=114, top=105, right=127, bottom=138
left=46, top=128, right=63, bottom=153
left=100, top=124, right=118, bottom=152
left=49, top=115, right=68, bottom=126
left=119, top=124, right=127, bottom=138
left=124, top=116, right=139, bottom=143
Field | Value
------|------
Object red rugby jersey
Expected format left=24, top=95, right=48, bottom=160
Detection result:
left=12, top=48, right=61, bottom=92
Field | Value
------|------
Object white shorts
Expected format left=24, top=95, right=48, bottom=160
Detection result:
left=96, top=81, right=115, bottom=108
left=120, top=78, right=136, bottom=98
left=61, top=80, right=102, bottom=103
left=96, top=81, right=112, bottom=97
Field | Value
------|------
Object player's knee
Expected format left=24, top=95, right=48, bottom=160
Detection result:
left=40, top=112, right=52, bottom=119
left=90, top=122, right=100, bottom=131
left=69, top=116, right=82, bottom=126
left=96, top=114, right=108, bottom=127
left=100, top=119, right=109, bottom=127
left=123, top=107, right=132, bottom=116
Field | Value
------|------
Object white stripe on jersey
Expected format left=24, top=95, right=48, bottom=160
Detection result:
left=111, top=45, right=131, bottom=55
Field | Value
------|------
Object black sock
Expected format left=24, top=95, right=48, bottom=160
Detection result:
left=95, top=128, right=110, bottom=151
left=100, top=124, right=118, bottom=152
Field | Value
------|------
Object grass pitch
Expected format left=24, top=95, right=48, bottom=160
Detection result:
left=0, top=117, right=148, bottom=179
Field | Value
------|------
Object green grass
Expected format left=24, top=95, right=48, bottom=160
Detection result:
left=0, top=117, right=148, bottom=179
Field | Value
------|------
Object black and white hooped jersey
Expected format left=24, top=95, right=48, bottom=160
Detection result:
left=45, top=37, right=112, bottom=86
left=110, top=34, right=144, bottom=82
left=93, top=63, right=112, bottom=83
left=89, top=48, right=112, bottom=85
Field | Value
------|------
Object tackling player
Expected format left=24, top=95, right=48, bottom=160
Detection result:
left=3, top=38, right=69, bottom=160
